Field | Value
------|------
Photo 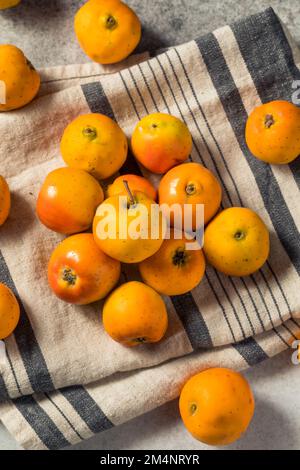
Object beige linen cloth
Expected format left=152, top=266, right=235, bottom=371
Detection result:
left=0, top=8, right=299, bottom=449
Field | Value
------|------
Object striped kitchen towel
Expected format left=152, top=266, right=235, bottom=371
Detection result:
left=0, top=7, right=299, bottom=449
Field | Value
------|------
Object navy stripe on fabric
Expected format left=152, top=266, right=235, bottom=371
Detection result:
left=81, top=82, right=115, bottom=119
left=0, top=373, right=8, bottom=400
left=61, top=386, right=113, bottom=434
left=171, top=294, right=213, bottom=348
left=0, top=250, right=54, bottom=393
left=196, top=34, right=300, bottom=276
left=45, top=392, right=84, bottom=441
left=14, top=395, right=70, bottom=449
left=233, top=337, right=268, bottom=366
left=231, top=7, right=300, bottom=188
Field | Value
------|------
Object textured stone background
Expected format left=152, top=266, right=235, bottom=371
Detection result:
left=1, top=0, right=300, bottom=451
left=0, top=0, right=299, bottom=67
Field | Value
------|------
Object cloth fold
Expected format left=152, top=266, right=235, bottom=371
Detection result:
left=0, top=7, right=299, bottom=449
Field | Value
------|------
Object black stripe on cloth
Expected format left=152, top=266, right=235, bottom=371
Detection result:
left=196, top=33, right=300, bottom=277
left=233, top=337, right=268, bottom=366
left=81, top=82, right=115, bottom=119
left=13, top=395, right=70, bottom=449
left=137, top=63, right=159, bottom=112
left=231, top=8, right=300, bottom=188
left=0, top=250, right=54, bottom=392
left=6, top=348, right=22, bottom=395
left=61, top=386, right=113, bottom=434
left=171, top=294, right=213, bottom=348
left=0, top=373, right=8, bottom=400
left=147, top=60, right=171, bottom=112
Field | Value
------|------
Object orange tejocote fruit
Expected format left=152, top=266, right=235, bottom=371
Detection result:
left=37, top=167, right=104, bottom=235
left=61, top=113, right=128, bottom=180
left=48, top=233, right=120, bottom=305
left=107, top=174, right=157, bottom=200
left=0, top=45, right=40, bottom=112
left=93, top=181, right=165, bottom=263
left=131, top=113, right=193, bottom=174
left=74, top=0, right=141, bottom=64
left=0, top=176, right=11, bottom=226
left=245, top=100, right=300, bottom=164
left=158, top=162, right=222, bottom=229
left=102, top=281, right=168, bottom=347
left=0, top=0, right=21, bottom=10
left=179, top=368, right=255, bottom=446
left=0, top=283, right=20, bottom=340
left=204, top=207, right=269, bottom=277
left=139, top=230, right=206, bottom=296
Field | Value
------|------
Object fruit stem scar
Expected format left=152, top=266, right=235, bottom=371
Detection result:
left=82, top=126, right=97, bottom=141
left=105, top=14, right=118, bottom=30
left=172, top=247, right=187, bottom=267
left=264, top=114, right=275, bottom=128
left=190, top=403, right=197, bottom=415
left=26, top=58, right=35, bottom=71
left=62, top=267, right=77, bottom=286
left=234, top=230, right=246, bottom=241
left=123, top=180, right=136, bottom=206
left=185, top=183, right=196, bottom=196
left=135, top=337, right=146, bottom=343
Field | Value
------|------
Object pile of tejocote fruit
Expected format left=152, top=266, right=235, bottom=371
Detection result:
left=1, top=0, right=300, bottom=447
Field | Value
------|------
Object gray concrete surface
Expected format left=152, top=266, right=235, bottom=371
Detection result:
left=0, top=0, right=299, bottom=67
left=0, top=0, right=300, bottom=451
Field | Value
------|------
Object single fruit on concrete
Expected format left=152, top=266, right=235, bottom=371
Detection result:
left=179, top=368, right=255, bottom=446
left=74, top=0, right=141, bottom=64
